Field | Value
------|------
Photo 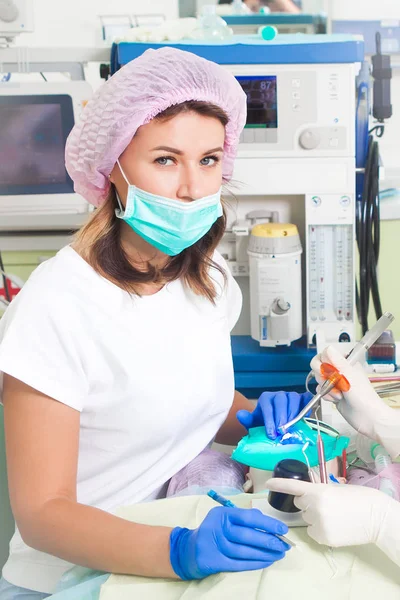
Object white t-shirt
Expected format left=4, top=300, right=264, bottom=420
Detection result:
left=0, top=246, right=242, bottom=594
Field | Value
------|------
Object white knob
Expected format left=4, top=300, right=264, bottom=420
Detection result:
left=299, top=129, right=321, bottom=150
left=0, top=1, right=19, bottom=22
left=272, top=298, right=291, bottom=315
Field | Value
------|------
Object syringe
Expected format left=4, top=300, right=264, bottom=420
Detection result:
left=279, top=312, right=395, bottom=433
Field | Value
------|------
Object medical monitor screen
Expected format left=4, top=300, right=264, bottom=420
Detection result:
left=237, top=76, right=278, bottom=128
left=0, top=95, right=75, bottom=195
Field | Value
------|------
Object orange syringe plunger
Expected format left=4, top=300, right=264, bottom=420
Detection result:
left=320, top=363, right=351, bottom=392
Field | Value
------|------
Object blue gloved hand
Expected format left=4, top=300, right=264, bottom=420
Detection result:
left=169, top=506, right=290, bottom=580
left=237, top=391, right=313, bottom=440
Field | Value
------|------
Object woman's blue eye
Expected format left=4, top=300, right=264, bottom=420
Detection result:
left=155, top=157, right=174, bottom=166
left=200, top=155, right=219, bottom=166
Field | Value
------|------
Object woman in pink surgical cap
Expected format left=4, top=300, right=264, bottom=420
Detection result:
left=0, top=47, right=310, bottom=598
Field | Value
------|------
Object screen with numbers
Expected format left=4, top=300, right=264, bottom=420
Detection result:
left=237, top=76, right=278, bottom=128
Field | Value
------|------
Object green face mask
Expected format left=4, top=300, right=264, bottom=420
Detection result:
left=232, top=419, right=349, bottom=471
left=115, top=161, right=223, bottom=257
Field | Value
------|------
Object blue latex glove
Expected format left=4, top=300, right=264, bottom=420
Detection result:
left=169, top=506, right=290, bottom=580
left=237, top=391, right=313, bottom=440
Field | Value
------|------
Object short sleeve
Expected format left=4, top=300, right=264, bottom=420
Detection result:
left=0, top=290, right=89, bottom=412
left=212, top=251, right=243, bottom=331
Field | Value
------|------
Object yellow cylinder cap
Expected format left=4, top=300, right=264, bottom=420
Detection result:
left=251, top=223, right=299, bottom=238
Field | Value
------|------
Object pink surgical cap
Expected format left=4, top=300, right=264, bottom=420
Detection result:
left=65, top=47, right=247, bottom=207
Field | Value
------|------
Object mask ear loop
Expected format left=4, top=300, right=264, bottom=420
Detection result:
left=114, top=160, right=132, bottom=217
left=116, top=159, right=131, bottom=186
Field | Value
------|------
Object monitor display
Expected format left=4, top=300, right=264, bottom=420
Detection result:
left=0, top=95, right=75, bottom=195
left=237, top=76, right=278, bottom=129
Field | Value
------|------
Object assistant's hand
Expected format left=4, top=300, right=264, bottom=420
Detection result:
left=266, top=478, right=394, bottom=549
left=237, top=391, right=313, bottom=439
left=311, top=345, right=400, bottom=457
left=169, top=506, right=290, bottom=580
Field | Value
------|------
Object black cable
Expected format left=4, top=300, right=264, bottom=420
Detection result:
left=0, top=250, right=11, bottom=303
left=370, top=142, right=382, bottom=315
left=355, top=200, right=362, bottom=320
left=356, top=31, right=391, bottom=333
left=40, top=72, right=47, bottom=81
left=369, top=124, right=385, bottom=137
left=356, top=135, right=382, bottom=334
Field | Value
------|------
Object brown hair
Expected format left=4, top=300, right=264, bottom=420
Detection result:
left=73, top=101, right=229, bottom=302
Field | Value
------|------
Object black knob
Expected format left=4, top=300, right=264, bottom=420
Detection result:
left=339, top=332, right=351, bottom=343
left=100, top=63, right=111, bottom=81
left=268, top=459, right=310, bottom=513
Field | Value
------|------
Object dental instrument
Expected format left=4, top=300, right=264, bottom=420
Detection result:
left=316, top=432, right=328, bottom=484
left=207, top=489, right=236, bottom=508
left=207, top=489, right=296, bottom=548
left=279, top=312, right=394, bottom=434
left=315, top=407, right=328, bottom=484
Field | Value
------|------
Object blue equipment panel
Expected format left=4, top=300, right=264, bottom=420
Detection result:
left=232, top=335, right=316, bottom=397
left=116, top=34, right=364, bottom=68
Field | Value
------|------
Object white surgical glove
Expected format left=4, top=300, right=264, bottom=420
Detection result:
left=311, top=345, right=400, bottom=458
left=266, top=479, right=400, bottom=567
